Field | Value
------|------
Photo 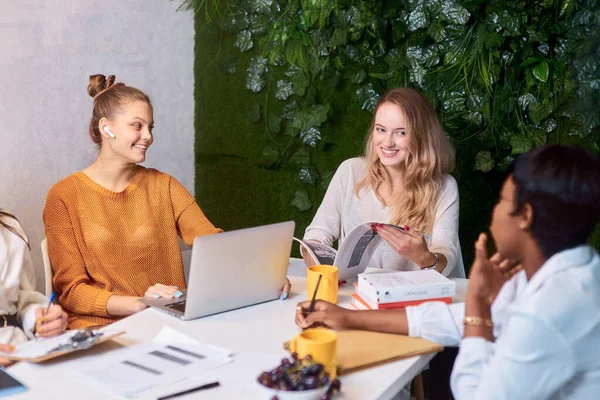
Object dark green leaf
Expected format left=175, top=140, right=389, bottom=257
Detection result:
left=356, top=84, right=380, bottom=113
left=428, top=22, right=447, bottom=42
left=248, top=102, right=261, bottom=123
left=537, top=43, right=550, bottom=56
left=234, top=30, right=253, bottom=52
left=282, top=100, right=298, bottom=120
left=406, top=46, right=423, bottom=67
left=544, top=118, right=558, bottom=133
left=409, top=64, right=426, bottom=86
left=245, top=75, right=265, bottom=92
left=474, top=150, right=495, bottom=172
left=223, top=14, right=251, bottom=33
left=391, top=18, right=407, bottom=41
left=251, top=0, right=273, bottom=15
left=350, top=70, right=367, bottom=84
left=442, top=2, right=470, bottom=25
left=299, top=168, right=319, bottom=185
left=319, top=170, right=335, bottom=190
left=530, top=129, right=547, bottom=147
left=247, top=56, right=268, bottom=77
left=290, top=148, right=310, bottom=167
left=218, top=54, right=238, bottom=74
left=368, top=71, right=394, bottom=80
left=532, top=61, right=549, bottom=83
left=510, top=135, right=533, bottom=155
left=528, top=102, right=548, bottom=126
left=262, top=145, right=279, bottom=165
left=300, top=127, right=322, bottom=147
left=331, top=28, right=348, bottom=47
left=422, top=46, right=440, bottom=68
left=442, top=91, right=466, bottom=113
left=518, top=94, right=536, bottom=111
left=250, top=14, right=270, bottom=36
left=275, top=80, right=294, bottom=100
left=291, top=73, right=310, bottom=97
left=284, top=123, right=300, bottom=137
left=267, top=114, right=281, bottom=133
left=385, top=48, right=403, bottom=70
left=407, top=4, right=428, bottom=31
left=292, top=190, right=312, bottom=211
left=292, top=105, right=330, bottom=131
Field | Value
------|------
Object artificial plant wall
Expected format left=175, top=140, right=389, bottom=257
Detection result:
left=191, top=0, right=600, bottom=263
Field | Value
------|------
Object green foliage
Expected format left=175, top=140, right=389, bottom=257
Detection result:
left=189, top=0, right=600, bottom=261
left=190, top=0, right=600, bottom=208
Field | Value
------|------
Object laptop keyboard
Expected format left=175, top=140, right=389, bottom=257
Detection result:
left=165, top=300, right=186, bottom=313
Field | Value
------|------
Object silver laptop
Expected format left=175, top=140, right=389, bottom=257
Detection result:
left=140, top=221, right=295, bottom=320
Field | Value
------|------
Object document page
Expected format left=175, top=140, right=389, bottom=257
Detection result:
left=71, top=327, right=233, bottom=398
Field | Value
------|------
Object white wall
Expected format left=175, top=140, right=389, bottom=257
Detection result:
left=0, top=0, right=196, bottom=292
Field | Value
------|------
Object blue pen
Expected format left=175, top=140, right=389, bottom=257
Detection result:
left=44, top=292, right=56, bottom=316
left=36, top=292, right=55, bottom=338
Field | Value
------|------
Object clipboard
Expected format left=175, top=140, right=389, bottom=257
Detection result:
left=0, top=330, right=126, bottom=363
left=336, top=330, right=443, bottom=375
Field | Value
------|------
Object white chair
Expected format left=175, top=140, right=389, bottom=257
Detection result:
left=40, top=238, right=54, bottom=298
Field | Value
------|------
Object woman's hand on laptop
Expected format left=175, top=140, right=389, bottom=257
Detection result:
left=144, top=284, right=183, bottom=300
left=280, top=278, right=292, bottom=300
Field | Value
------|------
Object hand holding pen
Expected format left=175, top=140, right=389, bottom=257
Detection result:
left=35, top=292, right=69, bottom=338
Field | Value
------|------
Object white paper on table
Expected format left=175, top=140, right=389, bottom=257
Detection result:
left=71, top=326, right=233, bottom=398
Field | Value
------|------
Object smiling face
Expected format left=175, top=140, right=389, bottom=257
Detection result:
left=100, top=100, right=154, bottom=164
left=372, top=102, right=409, bottom=171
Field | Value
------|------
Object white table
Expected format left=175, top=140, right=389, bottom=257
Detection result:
left=8, top=261, right=468, bottom=400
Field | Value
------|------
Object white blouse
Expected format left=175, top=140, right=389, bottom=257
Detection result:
left=304, top=157, right=465, bottom=277
left=0, top=213, right=47, bottom=345
left=447, top=246, right=600, bottom=400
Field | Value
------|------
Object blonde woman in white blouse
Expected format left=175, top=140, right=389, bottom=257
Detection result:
left=303, top=87, right=464, bottom=277
left=0, top=210, right=67, bottom=364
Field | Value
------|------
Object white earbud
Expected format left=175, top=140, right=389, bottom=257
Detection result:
left=103, top=126, right=116, bottom=139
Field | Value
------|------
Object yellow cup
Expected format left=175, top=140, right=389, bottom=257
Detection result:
left=289, top=328, right=337, bottom=375
left=307, top=265, right=338, bottom=304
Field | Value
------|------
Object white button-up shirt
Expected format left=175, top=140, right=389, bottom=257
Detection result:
left=447, top=245, right=600, bottom=399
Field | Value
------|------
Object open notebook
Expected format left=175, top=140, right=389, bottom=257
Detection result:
left=336, top=330, right=443, bottom=375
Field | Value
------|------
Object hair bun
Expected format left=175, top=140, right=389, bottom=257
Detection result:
left=87, top=74, right=117, bottom=98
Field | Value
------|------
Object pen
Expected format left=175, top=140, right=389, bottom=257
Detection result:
left=36, top=292, right=55, bottom=339
left=45, top=292, right=56, bottom=316
left=157, top=381, right=220, bottom=400
left=306, top=274, right=322, bottom=314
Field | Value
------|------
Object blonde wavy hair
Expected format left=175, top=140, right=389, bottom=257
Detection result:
left=355, top=88, right=455, bottom=233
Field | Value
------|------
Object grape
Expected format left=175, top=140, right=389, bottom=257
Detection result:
left=257, top=354, right=342, bottom=396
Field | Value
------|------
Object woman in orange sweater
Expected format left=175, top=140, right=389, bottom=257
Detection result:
left=44, top=75, right=290, bottom=329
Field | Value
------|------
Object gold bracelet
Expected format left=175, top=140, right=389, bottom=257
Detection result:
left=463, top=316, right=493, bottom=327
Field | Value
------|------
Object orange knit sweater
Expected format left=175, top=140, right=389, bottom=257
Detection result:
left=43, top=167, right=221, bottom=329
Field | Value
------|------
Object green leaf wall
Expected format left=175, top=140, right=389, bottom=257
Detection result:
left=193, top=0, right=600, bottom=268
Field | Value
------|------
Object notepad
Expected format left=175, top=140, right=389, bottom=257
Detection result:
left=0, top=330, right=125, bottom=362
left=336, top=330, right=443, bottom=375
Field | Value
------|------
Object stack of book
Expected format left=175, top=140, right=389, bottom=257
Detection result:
left=351, top=269, right=455, bottom=310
